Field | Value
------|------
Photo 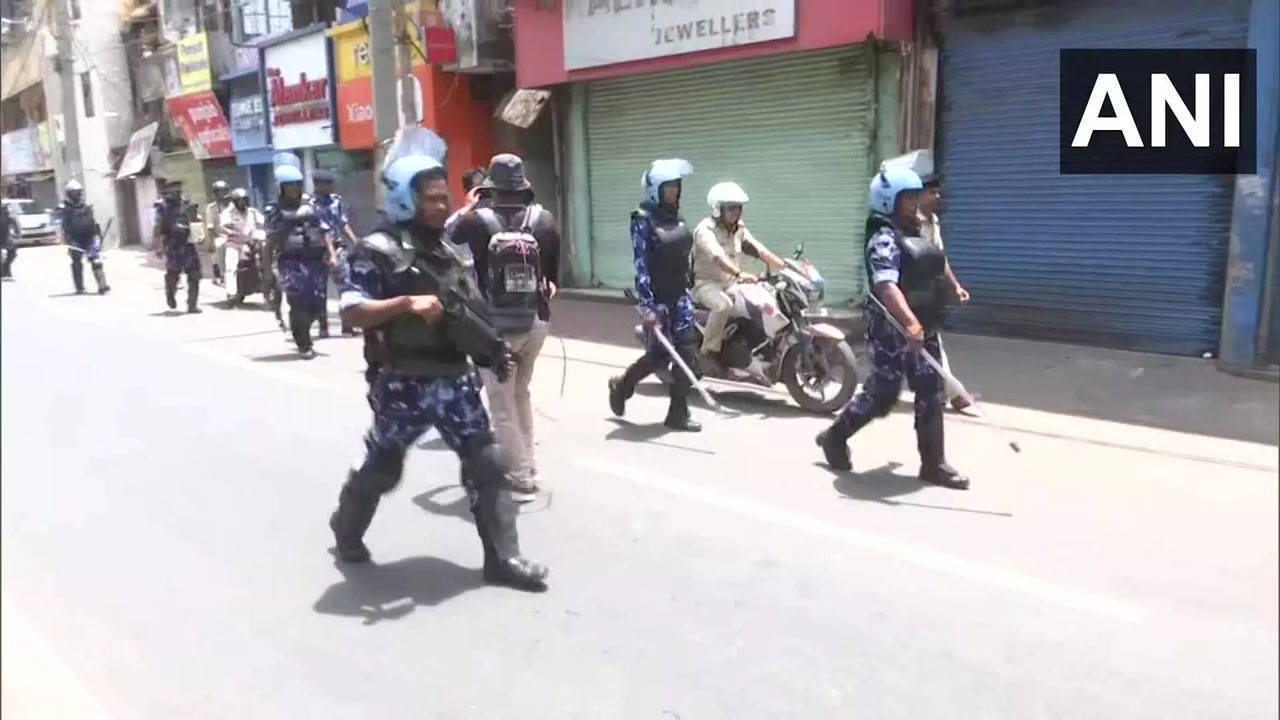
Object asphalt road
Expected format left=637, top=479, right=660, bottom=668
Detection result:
left=2, top=247, right=1277, bottom=719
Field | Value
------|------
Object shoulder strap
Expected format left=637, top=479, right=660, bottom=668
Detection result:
left=474, top=207, right=505, bottom=236
left=360, top=231, right=413, bottom=273
left=521, top=204, right=543, bottom=233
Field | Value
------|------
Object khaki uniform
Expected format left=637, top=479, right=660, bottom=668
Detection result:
left=691, top=216, right=766, bottom=354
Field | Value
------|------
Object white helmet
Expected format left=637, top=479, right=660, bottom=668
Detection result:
left=65, top=179, right=83, bottom=192
left=707, top=181, right=749, bottom=219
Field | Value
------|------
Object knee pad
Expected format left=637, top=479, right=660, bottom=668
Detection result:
left=352, top=435, right=406, bottom=495
left=460, top=443, right=506, bottom=492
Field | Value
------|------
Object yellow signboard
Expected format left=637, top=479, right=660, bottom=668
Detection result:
left=176, top=32, right=211, bottom=95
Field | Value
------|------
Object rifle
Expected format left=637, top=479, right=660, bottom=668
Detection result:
left=408, top=247, right=515, bottom=383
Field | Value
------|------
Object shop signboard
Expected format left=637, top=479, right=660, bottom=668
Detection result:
left=562, top=0, right=795, bottom=71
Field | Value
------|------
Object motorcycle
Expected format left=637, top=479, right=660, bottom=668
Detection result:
left=629, top=245, right=860, bottom=414
left=227, top=229, right=266, bottom=306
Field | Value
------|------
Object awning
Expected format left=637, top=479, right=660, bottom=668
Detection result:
left=117, top=122, right=160, bottom=179
left=1, top=26, right=45, bottom=101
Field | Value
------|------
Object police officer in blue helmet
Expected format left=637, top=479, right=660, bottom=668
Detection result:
left=328, top=127, right=547, bottom=591
left=266, top=153, right=336, bottom=359
left=608, top=158, right=702, bottom=432
left=816, top=165, right=969, bottom=490
left=152, top=178, right=203, bottom=313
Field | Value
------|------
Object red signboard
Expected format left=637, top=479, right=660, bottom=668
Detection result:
left=422, top=9, right=458, bottom=65
left=336, top=75, right=375, bottom=150
left=166, top=91, right=234, bottom=159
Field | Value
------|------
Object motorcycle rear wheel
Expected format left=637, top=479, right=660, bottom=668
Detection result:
left=782, top=339, right=858, bottom=414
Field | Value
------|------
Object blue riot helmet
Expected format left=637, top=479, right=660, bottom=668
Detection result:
left=868, top=164, right=924, bottom=216
left=380, top=127, right=448, bottom=223
left=641, top=158, right=693, bottom=208
left=273, top=151, right=304, bottom=188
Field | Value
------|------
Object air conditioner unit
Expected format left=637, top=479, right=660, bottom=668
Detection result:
left=438, top=0, right=513, bottom=74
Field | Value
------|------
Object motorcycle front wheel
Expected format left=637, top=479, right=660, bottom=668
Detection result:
left=781, top=339, right=858, bottom=414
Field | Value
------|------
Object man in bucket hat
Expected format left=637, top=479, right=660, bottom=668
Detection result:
left=449, top=153, right=562, bottom=502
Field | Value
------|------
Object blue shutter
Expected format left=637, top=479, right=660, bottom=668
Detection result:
left=937, top=0, right=1249, bottom=355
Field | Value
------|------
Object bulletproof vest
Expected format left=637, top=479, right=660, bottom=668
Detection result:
left=272, top=205, right=327, bottom=261
left=896, top=233, right=949, bottom=330
left=478, top=204, right=543, bottom=333
left=635, top=204, right=692, bottom=306
left=362, top=229, right=474, bottom=377
left=160, top=200, right=193, bottom=247
left=63, top=202, right=96, bottom=241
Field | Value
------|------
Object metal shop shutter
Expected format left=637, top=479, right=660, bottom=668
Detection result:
left=937, top=0, right=1249, bottom=355
left=585, top=46, right=874, bottom=304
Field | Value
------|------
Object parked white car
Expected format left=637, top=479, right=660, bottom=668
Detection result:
left=2, top=198, right=59, bottom=245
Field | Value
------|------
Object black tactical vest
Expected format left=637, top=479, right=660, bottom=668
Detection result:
left=863, top=215, right=950, bottom=331
left=635, top=203, right=692, bottom=307
left=62, top=202, right=96, bottom=242
left=272, top=205, right=327, bottom=262
left=362, top=229, right=474, bottom=377
left=159, top=200, right=193, bottom=248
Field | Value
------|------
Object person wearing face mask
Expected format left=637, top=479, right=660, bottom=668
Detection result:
left=205, top=180, right=232, bottom=286
left=328, top=127, right=547, bottom=592
left=691, top=181, right=785, bottom=375
left=607, top=158, right=702, bottom=433
left=312, top=169, right=359, bottom=337
left=448, top=154, right=562, bottom=503
left=219, top=188, right=265, bottom=306
left=57, top=179, right=110, bottom=295
left=152, top=178, right=203, bottom=313
left=265, top=154, right=336, bottom=359
left=815, top=165, right=969, bottom=490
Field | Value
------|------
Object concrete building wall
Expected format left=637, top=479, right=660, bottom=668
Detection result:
left=41, top=0, right=135, bottom=248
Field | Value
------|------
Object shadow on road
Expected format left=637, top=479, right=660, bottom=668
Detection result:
left=827, top=461, right=1012, bottom=518
left=603, top=417, right=715, bottom=455
left=313, top=556, right=484, bottom=624
left=412, top=485, right=473, bottom=523
left=46, top=291, right=92, bottom=298
left=251, top=351, right=322, bottom=363
left=632, top=382, right=825, bottom=421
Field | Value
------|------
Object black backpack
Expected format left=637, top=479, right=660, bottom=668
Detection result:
left=478, top=205, right=543, bottom=333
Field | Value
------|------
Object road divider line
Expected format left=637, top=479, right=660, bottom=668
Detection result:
left=575, top=457, right=1147, bottom=624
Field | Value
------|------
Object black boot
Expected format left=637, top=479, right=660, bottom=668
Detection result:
left=91, top=263, right=110, bottom=294
left=663, top=391, right=701, bottom=432
left=186, top=276, right=202, bottom=313
left=465, top=448, right=547, bottom=592
left=816, top=414, right=871, bottom=471
left=916, top=410, right=970, bottom=490
left=329, top=479, right=380, bottom=563
left=475, top=485, right=548, bottom=592
left=608, top=377, right=628, bottom=417
left=164, top=274, right=178, bottom=310
left=289, top=306, right=314, bottom=357
left=70, top=262, right=85, bottom=294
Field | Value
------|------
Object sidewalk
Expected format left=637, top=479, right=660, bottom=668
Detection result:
left=549, top=294, right=1280, bottom=447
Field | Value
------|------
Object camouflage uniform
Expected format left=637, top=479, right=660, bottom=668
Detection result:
left=818, top=219, right=967, bottom=489
left=313, top=192, right=353, bottom=335
left=265, top=202, right=330, bottom=353
left=837, top=231, right=945, bottom=426
left=154, top=196, right=203, bottom=312
left=329, top=228, right=547, bottom=590
left=608, top=206, right=700, bottom=430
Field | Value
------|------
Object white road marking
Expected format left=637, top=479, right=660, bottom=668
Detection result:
left=576, top=457, right=1147, bottom=623
left=1, top=594, right=114, bottom=720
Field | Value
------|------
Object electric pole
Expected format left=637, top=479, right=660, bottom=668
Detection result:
left=394, top=1, right=415, bottom=127
left=54, top=0, right=82, bottom=185
left=368, top=0, right=400, bottom=211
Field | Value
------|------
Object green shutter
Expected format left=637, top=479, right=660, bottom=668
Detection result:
left=584, top=46, right=874, bottom=304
